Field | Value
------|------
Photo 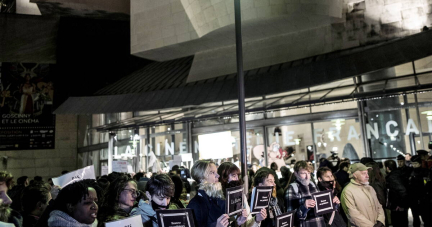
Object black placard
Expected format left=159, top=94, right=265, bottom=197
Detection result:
left=156, top=209, right=195, bottom=227
left=276, top=210, right=295, bottom=227
left=250, top=186, right=273, bottom=214
left=311, top=189, right=334, bottom=216
left=226, top=186, right=243, bottom=216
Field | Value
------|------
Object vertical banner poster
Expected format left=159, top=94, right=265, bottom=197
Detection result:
left=0, top=63, right=56, bottom=150
left=311, top=189, right=334, bottom=216
left=250, top=186, right=273, bottom=214
left=156, top=209, right=195, bottom=227
left=226, top=186, right=244, bottom=216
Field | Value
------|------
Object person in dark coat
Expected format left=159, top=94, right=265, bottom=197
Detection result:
left=316, top=167, right=346, bottom=227
left=407, top=155, right=431, bottom=227
left=384, top=160, right=408, bottom=227
left=334, top=162, right=350, bottom=189
left=279, top=166, right=294, bottom=190
left=186, top=160, right=234, bottom=227
left=21, top=183, right=51, bottom=227
left=397, top=154, right=413, bottom=186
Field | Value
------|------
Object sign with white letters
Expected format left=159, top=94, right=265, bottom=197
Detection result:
left=105, top=215, right=143, bottom=227
left=52, top=165, right=95, bottom=188
left=312, top=190, right=334, bottom=216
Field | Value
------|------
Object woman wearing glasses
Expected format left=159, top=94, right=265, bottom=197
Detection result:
left=97, top=175, right=139, bottom=226
left=131, top=174, right=180, bottom=227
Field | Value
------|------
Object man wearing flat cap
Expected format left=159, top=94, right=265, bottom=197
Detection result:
left=341, top=163, right=385, bottom=227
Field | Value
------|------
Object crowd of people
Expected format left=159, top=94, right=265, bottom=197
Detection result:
left=0, top=149, right=431, bottom=227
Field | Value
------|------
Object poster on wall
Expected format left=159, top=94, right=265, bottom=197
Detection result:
left=0, top=63, right=56, bottom=150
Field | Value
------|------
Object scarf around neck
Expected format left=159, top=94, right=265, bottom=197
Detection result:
left=48, top=210, right=97, bottom=227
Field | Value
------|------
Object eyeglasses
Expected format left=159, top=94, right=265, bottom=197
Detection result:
left=266, top=179, right=275, bottom=184
left=123, top=188, right=140, bottom=197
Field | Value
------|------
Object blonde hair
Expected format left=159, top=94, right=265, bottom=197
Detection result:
left=191, top=159, right=215, bottom=184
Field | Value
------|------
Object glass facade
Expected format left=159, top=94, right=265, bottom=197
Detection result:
left=75, top=56, right=432, bottom=176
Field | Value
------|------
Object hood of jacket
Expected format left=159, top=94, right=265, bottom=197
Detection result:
left=130, top=200, right=157, bottom=227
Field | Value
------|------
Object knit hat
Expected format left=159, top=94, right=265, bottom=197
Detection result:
left=348, top=163, right=371, bottom=178
left=397, top=155, right=405, bottom=160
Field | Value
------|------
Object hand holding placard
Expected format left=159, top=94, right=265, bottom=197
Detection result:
left=305, top=199, right=316, bottom=208
left=311, top=190, right=334, bottom=216
left=216, top=214, right=229, bottom=227
left=250, top=186, right=273, bottom=214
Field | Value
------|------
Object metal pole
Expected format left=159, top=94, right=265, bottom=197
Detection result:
left=358, top=101, right=370, bottom=158
left=234, top=0, right=248, bottom=190
left=310, top=123, right=318, bottom=173
left=414, top=94, right=425, bottom=149
left=108, top=132, right=116, bottom=173
left=263, top=126, right=269, bottom=167
left=404, top=95, right=416, bottom=154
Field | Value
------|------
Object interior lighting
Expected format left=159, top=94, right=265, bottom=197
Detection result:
left=331, top=119, right=345, bottom=130
left=294, top=138, right=301, bottom=145
left=421, top=111, right=432, bottom=120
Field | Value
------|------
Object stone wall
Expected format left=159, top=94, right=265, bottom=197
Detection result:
left=131, top=0, right=432, bottom=82
left=0, top=114, right=78, bottom=181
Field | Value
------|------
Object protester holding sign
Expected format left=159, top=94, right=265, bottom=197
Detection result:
left=285, top=161, right=326, bottom=227
left=251, top=168, right=283, bottom=227
left=98, top=175, right=138, bottom=226
left=218, top=162, right=266, bottom=227
left=187, top=160, right=229, bottom=227
left=130, top=173, right=180, bottom=227
left=46, top=180, right=100, bottom=227
left=316, top=167, right=346, bottom=227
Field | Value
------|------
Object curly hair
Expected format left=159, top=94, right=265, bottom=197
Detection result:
left=53, top=180, right=99, bottom=215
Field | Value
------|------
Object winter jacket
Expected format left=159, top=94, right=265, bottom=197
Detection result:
left=7, top=209, right=23, bottom=227
left=341, top=179, right=385, bottom=227
left=130, top=199, right=180, bottom=227
left=285, top=181, right=326, bottom=227
left=48, top=210, right=97, bottom=227
left=317, top=182, right=346, bottom=227
left=334, top=170, right=349, bottom=189
left=407, top=167, right=429, bottom=204
left=187, top=190, right=225, bottom=227
left=385, top=169, right=408, bottom=210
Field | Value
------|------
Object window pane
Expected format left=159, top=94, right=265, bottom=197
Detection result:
left=313, top=119, right=364, bottom=162
left=415, top=56, right=432, bottom=73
